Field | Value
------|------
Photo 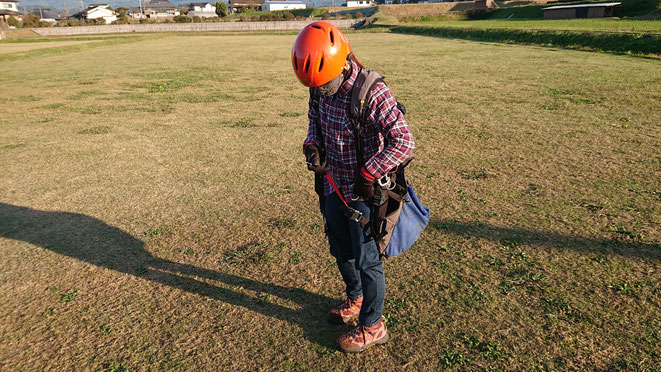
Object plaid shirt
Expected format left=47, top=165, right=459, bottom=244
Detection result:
left=303, top=60, right=415, bottom=201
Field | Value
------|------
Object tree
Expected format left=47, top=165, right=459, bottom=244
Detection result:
left=7, top=16, right=19, bottom=27
left=21, top=14, right=40, bottom=27
left=216, top=1, right=228, bottom=17
left=115, top=7, right=131, bottom=23
left=173, top=15, right=192, bottom=22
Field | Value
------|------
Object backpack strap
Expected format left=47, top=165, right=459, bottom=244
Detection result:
left=347, top=70, right=415, bottom=247
left=349, top=69, right=384, bottom=167
left=309, top=87, right=323, bottom=150
left=309, top=87, right=326, bottom=215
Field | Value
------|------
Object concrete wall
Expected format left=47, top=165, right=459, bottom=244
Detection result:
left=378, top=2, right=482, bottom=17
left=543, top=6, right=611, bottom=19
left=587, top=7, right=606, bottom=18
left=543, top=8, right=575, bottom=19
left=31, top=19, right=360, bottom=36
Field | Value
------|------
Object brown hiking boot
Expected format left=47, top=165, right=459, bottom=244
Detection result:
left=337, top=319, right=389, bottom=353
left=327, top=296, right=363, bottom=324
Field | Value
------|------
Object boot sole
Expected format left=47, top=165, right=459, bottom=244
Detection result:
left=340, top=331, right=390, bottom=353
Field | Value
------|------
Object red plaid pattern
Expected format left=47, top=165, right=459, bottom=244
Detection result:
left=303, top=60, right=415, bottom=201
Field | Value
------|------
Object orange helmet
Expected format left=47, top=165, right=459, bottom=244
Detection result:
left=291, top=21, right=352, bottom=87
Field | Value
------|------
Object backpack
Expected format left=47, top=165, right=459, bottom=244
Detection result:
left=310, top=69, right=430, bottom=259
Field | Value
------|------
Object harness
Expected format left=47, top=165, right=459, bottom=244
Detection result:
left=310, top=68, right=412, bottom=258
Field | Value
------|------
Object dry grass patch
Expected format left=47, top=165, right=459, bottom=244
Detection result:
left=0, top=32, right=659, bottom=370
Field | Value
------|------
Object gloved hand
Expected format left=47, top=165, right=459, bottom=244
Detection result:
left=304, top=144, right=328, bottom=175
left=353, top=168, right=376, bottom=198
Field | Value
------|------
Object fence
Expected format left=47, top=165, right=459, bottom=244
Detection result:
left=31, top=19, right=360, bottom=36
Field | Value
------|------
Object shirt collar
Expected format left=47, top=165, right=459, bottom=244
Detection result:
left=336, top=59, right=359, bottom=98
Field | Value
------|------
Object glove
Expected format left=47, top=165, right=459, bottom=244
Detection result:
left=353, top=167, right=376, bottom=198
left=304, top=144, right=328, bottom=175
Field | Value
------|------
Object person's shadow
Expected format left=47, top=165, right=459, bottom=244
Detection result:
left=0, top=202, right=339, bottom=348
left=432, top=219, right=660, bottom=261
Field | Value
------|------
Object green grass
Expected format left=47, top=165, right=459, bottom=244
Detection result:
left=389, top=24, right=661, bottom=55
left=0, top=32, right=659, bottom=370
left=401, top=18, right=661, bottom=33
left=485, top=0, right=661, bottom=19
left=382, top=9, right=661, bottom=56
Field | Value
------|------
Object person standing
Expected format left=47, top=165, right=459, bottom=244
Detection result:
left=292, top=21, right=414, bottom=353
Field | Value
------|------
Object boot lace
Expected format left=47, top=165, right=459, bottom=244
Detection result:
left=338, top=298, right=353, bottom=311
left=346, top=326, right=366, bottom=343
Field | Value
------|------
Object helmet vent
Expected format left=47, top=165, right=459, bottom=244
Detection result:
left=329, top=30, right=335, bottom=45
left=293, top=53, right=298, bottom=71
left=311, top=24, right=322, bottom=29
left=318, top=56, right=324, bottom=72
left=304, top=56, right=310, bottom=73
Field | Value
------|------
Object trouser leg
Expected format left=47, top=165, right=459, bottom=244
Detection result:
left=325, top=193, right=362, bottom=300
left=347, top=200, right=385, bottom=326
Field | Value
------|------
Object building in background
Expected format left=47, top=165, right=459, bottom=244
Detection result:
left=129, top=7, right=144, bottom=19
left=346, top=0, right=371, bottom=7
left=30, top=8, right=63, bottom=23
left=142, top=0, right=180, bottom=18
left=229, top=0, right=264, bottom=13
left=71, top=4, right=117, bottom=24
left=187, top=2, right=219, bottom=18
left=0, top=0, right=21, bottom=27
left=190, top=2, right=216, bottom=12
left=261, top=1, right=306, bottom=11
left=542, top=2, right=621, bottom=19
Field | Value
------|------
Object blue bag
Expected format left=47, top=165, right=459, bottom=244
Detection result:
left=383, top=185, right=430, bottom=258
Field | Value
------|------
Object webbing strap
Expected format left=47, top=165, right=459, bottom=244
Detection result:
left=324, top=172, right=348, bottom=208
left=325, top=172, right=371, bottom=228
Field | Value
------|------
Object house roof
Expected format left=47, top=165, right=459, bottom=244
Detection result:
left=71, top=5, right=113, bottom=18
left=190, top=2, right=213, bottom=6
left=0, top=9, right=20, bottom=15
left=144, top=0, right=176, bottom=9
left=1, top=0, right=19, bottom=2
left=543, top=2, right=621, bottom=11
left=31, top=9, right=61, bottom=18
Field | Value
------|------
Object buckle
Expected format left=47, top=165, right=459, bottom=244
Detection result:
left=348, top=208, right=363, bottom=222
left=377, top=174, right=396, bottom=190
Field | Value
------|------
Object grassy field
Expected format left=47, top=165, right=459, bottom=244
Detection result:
left=399, top=18, right=661, bottom=33
left=1, top=32, right=660, bottom=370
left=485, top=0, right=661, bottom=19
left=378, top=7, right=661, bottom=55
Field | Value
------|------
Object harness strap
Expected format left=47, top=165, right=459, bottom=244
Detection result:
left=310, top=71, right=410, bottom=244
left=349, top=69, right=384, bottom=168
left=325, top=172, right=371, bottom=228
left=324, top=172, right=347, bottom=208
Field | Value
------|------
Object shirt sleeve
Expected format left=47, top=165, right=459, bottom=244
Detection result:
left=362, top=81, right=415, bottom=179
left=303, top=93, right=320, bottom=151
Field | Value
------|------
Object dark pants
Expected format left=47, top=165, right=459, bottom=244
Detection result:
left=324, top=192, right=385, bottom=327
